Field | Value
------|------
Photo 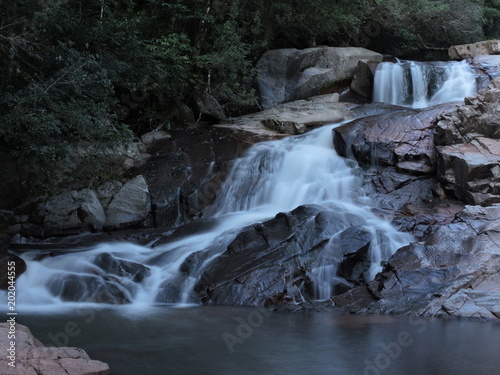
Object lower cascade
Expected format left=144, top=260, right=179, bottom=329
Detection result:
left=373, top=60, right=477, bottom=108
left=10, top=123, right=412, bottom=309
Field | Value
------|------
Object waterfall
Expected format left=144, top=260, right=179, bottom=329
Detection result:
left=5, top=123, right=413, bottom=309
left=373, top=60, right=477, bottom=108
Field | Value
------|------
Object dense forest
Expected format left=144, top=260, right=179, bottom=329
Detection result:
left=1, top=0, right=499, bottom=197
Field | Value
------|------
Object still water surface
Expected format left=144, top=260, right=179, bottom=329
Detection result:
left=19, top=306, right=500, bottom=375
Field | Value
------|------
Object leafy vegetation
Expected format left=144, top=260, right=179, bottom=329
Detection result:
left=1, top=0, right=499, bottom=197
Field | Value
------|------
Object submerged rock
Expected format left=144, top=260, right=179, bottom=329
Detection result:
left=0, top=323, right=109, bottom=375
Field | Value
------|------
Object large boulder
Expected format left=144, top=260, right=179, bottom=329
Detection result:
left=44, top=189, right=106, bottom=235
left=449, top=40, right=500, bottom=60
left=333, top=103, right=457, bottom=175
left=257, top=47, right=383, bottom=108
left=104, top=175, right=152, bottom=230
left=434, top=78, right=500, bottom=205
left=350, top=60, right=379, bottom=99
left=191, top=204, right=403, bottom=307
left=0, top=323, right=109, bottom=375
left=334, top=204, right=500, bottom=320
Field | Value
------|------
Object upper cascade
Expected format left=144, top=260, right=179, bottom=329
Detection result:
left=373, top=60, right=477, bottom=108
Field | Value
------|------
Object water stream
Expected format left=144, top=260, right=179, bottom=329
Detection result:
left=373, top=60, right=477, bottom=108
left=9, top=122, right=412, bottom=309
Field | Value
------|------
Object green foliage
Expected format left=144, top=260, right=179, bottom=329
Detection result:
left=0, top=0, right=498, bottom=197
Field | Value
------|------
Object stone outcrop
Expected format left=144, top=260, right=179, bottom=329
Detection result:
left=190, top=204, right=396, bottom=306
left=435, top=78, right=500, bottom=205
left=192, top=91, right=227, bottom=122
left=104, top=175, right=152, bottom=230
left=334, top=103, right=458, bottom=175
left=0, top=323, right=109, bottom=375
left=449, top=40, right=500, bottom=60
left=257, top=47, right=383, bottom=108
left=333, top=204, right=500, bottom=320
left=44, top=190, right=106, bottom=235
left=350, top=61, right=379, bottom=99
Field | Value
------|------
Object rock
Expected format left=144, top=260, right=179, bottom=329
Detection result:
left=257, top=47, right=383, bottom=108
left=434, top=78, right=500, bottom=205
left=94, top=252, right=151, bottom=283
left=141, top=130, right=171, bottom=147
left=47, top=274, right=132, bottom=304
left=436, top=139, right=500, bottom=205
left=0, top=253, right=27, bottom=289
left=350, top=60, right=379, bottom=98
left=449, top=40, right=500, bottom=60
left=333, top=103, right=457, bottom=174
left=96, top=181, right=123, bottom=208
left=192, top=91, right=226, bottom=122
left=175, top=103, right=195, bottom=124
left=77, top=141, right=150, bottom=172
left=217, top=94, right=355, bottom=136
left=368, top=168, right=464, bottom=240
left=193, top=204, right=396, bottom=307
left=44, top=190, right=106, bottom=235
left=334, top=204, right=500, bottom=320
left=0, top=323, right=109, bottom=375
left=104, top=175, right=151, bottom=230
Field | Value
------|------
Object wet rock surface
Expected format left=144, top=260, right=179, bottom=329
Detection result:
left=333, top=205, right=500, bottom=320
left=0, top=323, right=109, bottom=375
left=334, top=103, right=457, bottom=174
left=193, top=204, right=388, bottom=306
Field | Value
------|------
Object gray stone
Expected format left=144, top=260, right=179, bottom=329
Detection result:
left=0, top=323, right=109, bottom=375
left=192, top=91, right=226, bottom=122
left=141, top=130, right=172, bottom=147
left=257, top=46, right=383, bottom=108
left=44, top=189, right=105, bottom=234
left=104, top=175, right=151, bottom=229
left=334, top=204, right=500, bottom=320
left=449, top=40, right=500, bottom=60
left=350, top=60, right=379, bottom=98
left=96, top=180, right=123, bottom=208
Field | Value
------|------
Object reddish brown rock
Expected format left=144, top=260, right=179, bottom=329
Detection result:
left=0, top=323, right=109, bottom=375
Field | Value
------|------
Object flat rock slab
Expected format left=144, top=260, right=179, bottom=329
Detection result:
left=0, top=323, right=109, bottom=375
left=216, top=94, right=356, bottom=136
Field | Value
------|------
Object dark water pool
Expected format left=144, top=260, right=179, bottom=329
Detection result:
left=18, top=305, right=500, bottom=375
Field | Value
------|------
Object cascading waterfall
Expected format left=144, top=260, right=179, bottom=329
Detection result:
left=6, top=123, right=414, bottom=309
left=373, top=60, right=477, bottom=108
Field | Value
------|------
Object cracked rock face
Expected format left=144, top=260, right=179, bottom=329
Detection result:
left=0, top=323, right=109, bottom=375
left=333, top=204, right=500, bottom=320
left=435, top=78, right=500, bottom=205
